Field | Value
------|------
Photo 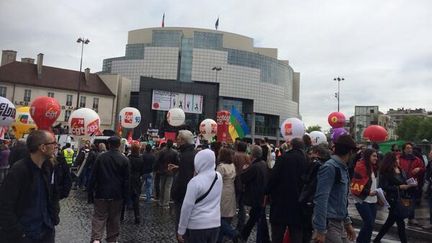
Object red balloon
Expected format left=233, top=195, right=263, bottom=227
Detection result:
left=30, top=96, right=61, bottom=131
left=363, top=125, right=388, bottom=142
left=328, top=112, right=346, bottom=128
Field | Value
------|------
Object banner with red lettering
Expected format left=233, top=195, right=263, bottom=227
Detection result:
left=216, top=110, right=230, bottom=143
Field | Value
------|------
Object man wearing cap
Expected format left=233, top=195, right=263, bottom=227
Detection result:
left=88, top=136, right=130, bottom=243
left=312, top=135, right=357, bottom=243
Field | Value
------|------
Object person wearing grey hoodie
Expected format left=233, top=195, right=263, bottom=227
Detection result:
left=177, top=149, right=222, bottom=243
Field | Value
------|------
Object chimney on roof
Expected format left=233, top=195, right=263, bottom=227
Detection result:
left=1, top=50, right=17, bottom=66
left=37, top=53, right=43, bottom=79
left=21, top=58, right=35, bottom=64
left=84, top=68, right=90, bottom=83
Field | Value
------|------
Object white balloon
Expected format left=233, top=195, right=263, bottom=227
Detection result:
left=309, top=131, right=328, bottom=145
left=68, top=108, right=100, bottom=138
left=0, top=97, right=16, bottom=126
left=199, top=119, right=217, bottom=141
left=280, top=118, right=305, bottom=141
left=119, top=107, right=141, bottom=129
left=167, top=108, right=185, bottom=127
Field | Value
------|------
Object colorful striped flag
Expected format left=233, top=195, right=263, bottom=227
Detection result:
left=228, top=106, right=250, bottom=140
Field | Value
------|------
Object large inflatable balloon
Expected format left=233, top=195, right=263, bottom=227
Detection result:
left=331, top=127, right=348, bottom=142
left=309, top=131, right=328, bottom=145
left=30, top=96, right=61, bottom=130
left=328, top=112, right=346, bottom=128
left=167, top=108, right=185, bottom=127
left=200, top=119, right=217, bottom=141
left=0, top=97, right=16, bottom=126
left=68, top=108, right=100, bottom=138
left=363, top=125, right=388, bottom=142
left=280, top=118, right=305, bottom=141
left=12, top=106, right=36, bottom=138
left=119, top=107, right=141, bottom=129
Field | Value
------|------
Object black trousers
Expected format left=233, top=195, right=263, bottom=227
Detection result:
left=187, top=227, right=220, bottom=243
left=375, top=207, right=407, bottom=243
left=20, top=228, right=55, bottom=243
left=271, top=224, right=303, bottom=243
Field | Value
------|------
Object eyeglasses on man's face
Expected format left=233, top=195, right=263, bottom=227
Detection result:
left=42, top=141, right=58, bottom=146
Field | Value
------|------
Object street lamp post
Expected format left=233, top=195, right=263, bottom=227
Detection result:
left=333, top=76, right=344, bottom=112
left=76, top=37, right=90, bottom=109
left=212, top=66, right=222, bottom=82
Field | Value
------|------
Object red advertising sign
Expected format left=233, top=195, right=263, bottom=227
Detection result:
left=216, top=110, right=230, bottom=143
left=124, top=111, right=133, bottom=124
left=70, top=118, right=85, bottom=136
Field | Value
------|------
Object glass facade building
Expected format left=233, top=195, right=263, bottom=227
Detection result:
left=102, top=27, right=300, bottom=139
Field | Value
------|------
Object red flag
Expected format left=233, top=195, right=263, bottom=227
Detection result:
left=127, top=130, right=133, bottom=144
left=162, top=13, right=165, bottom=27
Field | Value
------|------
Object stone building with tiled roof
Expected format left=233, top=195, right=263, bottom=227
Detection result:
left=0, top=50, right=131, bottom=131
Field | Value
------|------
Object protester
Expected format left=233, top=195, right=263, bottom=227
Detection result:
left=312, top=135, right=356, bottom=243
left=122, top=141, right=145, bottom=225
left=351, top=149, right=379, bottom=243
left=423, top=150, right=432, bottom=230
left=176, top=149, right=222, bottom=243
left=299, top=144, right=331, bottom=243
left=373, top=152, right=416, bottom=243
left=0, top=130, right=59, bottom=242
left=266, top=138, right=307, bottom=243
left=54, top=148, right=72, bottom=201
left=398, top=142, right=425, bottom=226
left=232, top=141, right=251, bottom=231
left=8, top=139, right=28, bottom=166
left=239, top=145, right=269, bottom=242
left=88, top=136, right=130, bottom=243
left=171, top=130, right=196, bottom=228
left=62, top=143, right=74, bottom=167
left=141, top=144, right=155, bottom=202
left=155, top=139, right=178, bottom=208
left=0, top=142, right=10, bottom=185
left=216, top=147, right=239, bottom=242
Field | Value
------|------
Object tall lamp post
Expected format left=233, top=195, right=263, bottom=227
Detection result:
left=333, top=76, right=344, bottom=112
left=212, top=66, right=222, bottom=82
left=76, top=37, right=90, bottom=109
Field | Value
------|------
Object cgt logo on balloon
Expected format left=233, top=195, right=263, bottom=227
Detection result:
left=124, top=112, right=133, bottom=124
left=70, top=118, right=85, bottom=136
left=87, top=119, right=100, bottom=135
left=45, top=107, right=60, bottom=120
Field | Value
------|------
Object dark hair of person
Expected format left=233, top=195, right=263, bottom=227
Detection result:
left=371, top=142, right=379, bottom=150
left=310, top=144, right=331, bottom=161
left=237, top=141, right=247, bottom=152
left=250, top=145, right=263, bottom=160
left=334, top=144, right=352, bottom=156
left=108, top=137, right=121, bottom=148
left=260, top=145, right=269, bottom=161
left=401, top=142, right=413, bottom=151
left=130, top=142, right=140, bottom=156
left=291, top=137, right=305, bottom=150
left=302, top=135, right=312, bottom=147
left=362, top=148, right=377, bottom=176
left=379, top=152, right=398, bottom=176
left=27, top=130, right=50, bottom=153
left=390, top=143, right=399, bottom=152
left=145, top=144, right=152, bottom=153
left=166, top=140, right=173, bottom=149
left=218, top=147, right=234, bottom=164
left=65, top=143, right=71, bottom=148
left=264, top=137, right=269, bottom=143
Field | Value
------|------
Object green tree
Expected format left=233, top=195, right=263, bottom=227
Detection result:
left=306, top=125, right=322, bottom=133
left=396, top=116, right=432, bottom=141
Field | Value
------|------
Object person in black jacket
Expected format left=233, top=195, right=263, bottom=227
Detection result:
left=155, top=139, right=178, bottom=208
left=266, top=138, right=308, bottom=243
left=88, top=136, right=130, bottom=243
left=141, top=144, right=155, bottom=202
left=54, top=150, right=72, bottom=200
left=240, top=145, right=269, bottom=242
left=0, top=130, right=59, bottom=243
left=8, top=139, right=29, bottom=167
left=170, top=130, right=196, bottom=230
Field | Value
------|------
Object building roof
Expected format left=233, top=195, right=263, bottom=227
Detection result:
left=0, top=61, right=115, bottom=96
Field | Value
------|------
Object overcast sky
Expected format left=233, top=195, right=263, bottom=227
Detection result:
left=1, top=0, right=431, bottom=130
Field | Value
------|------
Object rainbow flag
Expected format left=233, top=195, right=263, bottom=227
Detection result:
left=228, top=106, right=250, bottom=140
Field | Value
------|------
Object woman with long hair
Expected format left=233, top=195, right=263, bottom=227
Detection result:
left=351, top=149, right=378, bottom=243
left=373, top=152, right=416, bottom=243
left=216, top=147, right=239, bottom=242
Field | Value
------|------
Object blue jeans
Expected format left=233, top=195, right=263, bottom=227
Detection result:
left=355, top=202, right=377, bottom=243
left=141, top=173, right=153, bottom=201
left=218, top=217, right=238, bottom=242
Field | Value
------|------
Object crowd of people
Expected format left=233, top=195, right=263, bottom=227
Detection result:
left=0, top=129, right=431, bottom=243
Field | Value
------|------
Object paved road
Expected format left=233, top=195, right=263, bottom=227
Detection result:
left=56, top=190, right=429, bottom=242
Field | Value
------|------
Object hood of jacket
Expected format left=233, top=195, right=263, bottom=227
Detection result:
left=194, top=149, right=215, bottom=175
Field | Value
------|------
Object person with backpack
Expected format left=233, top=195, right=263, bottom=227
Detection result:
left=350, top=149, right=379, bottom=243
left=312, top=135, right=357, bottom=243
left=299, top=144, right=331, bottom=243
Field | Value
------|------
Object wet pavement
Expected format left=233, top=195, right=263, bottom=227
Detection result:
left=56, top=190, right=431, bottom=242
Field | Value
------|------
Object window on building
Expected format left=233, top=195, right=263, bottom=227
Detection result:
left=24, top=89, right=31, bottom=102
left=93, top=98, right=99, bottom=112
left=80, top=96, right=86, bottom=108
left=48, top=92, right=54, bottom=98
left=0, top=86, right=6, bottom=97
left=64, top=110, right=71, bottom=122
left=66, top=95, right=73, bottom=106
